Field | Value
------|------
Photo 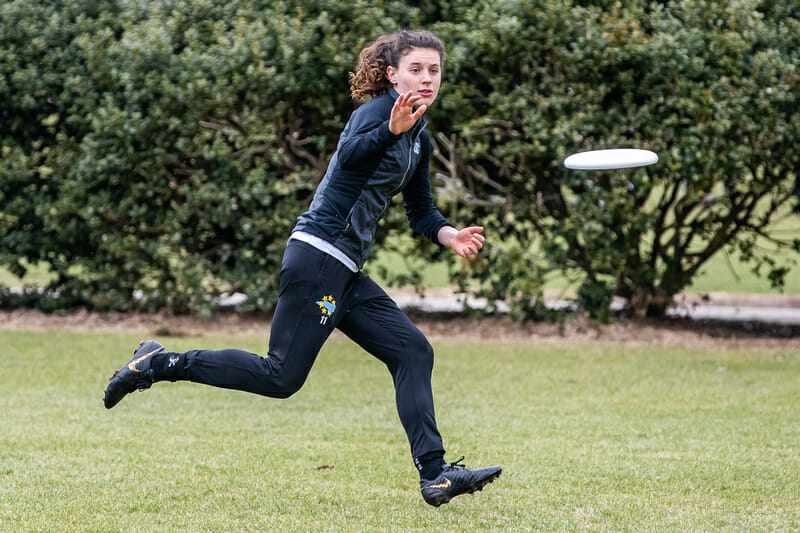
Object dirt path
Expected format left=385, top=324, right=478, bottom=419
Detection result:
left=1, top=306, right=797, bottom=350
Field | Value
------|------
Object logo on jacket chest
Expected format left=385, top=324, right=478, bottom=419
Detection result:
left=413, top=140, right=421, bottom=154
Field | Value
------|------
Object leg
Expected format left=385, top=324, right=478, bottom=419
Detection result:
left=337, top=277, right=444, bottom=461
left=337, top=279, right=503, bottom=507
left=104, top=241, right=354, bottom=406
left=177, top=277, right=332, bottom=398
left=175, top=242, right=354, bottom=398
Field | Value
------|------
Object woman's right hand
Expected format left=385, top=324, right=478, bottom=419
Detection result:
left=389, top=91, right=427, bottom=135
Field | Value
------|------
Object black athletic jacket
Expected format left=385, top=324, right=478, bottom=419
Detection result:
left=292, top=88, right=452, bottom=269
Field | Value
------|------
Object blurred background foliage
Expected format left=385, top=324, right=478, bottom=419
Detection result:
left=1, top=0, right=798, bottom=317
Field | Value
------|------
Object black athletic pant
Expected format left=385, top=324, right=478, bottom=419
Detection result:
left=167, top=240, right=445, bottom=461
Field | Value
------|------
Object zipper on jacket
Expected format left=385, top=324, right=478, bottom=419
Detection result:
left=402, top=121, right=425, bottom=186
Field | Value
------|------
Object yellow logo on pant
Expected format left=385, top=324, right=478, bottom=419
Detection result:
left=316, top=295, right=336, bottom=325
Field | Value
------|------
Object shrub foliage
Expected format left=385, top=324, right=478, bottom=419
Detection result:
left=428, top=0, right=800, bottom=318
left=1, top=0, right=798, bottom=316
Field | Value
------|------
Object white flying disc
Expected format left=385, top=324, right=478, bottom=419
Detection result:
left=564, top=148, right=658, bottom=170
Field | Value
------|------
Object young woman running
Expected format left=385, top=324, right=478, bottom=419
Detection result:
left=104, top=29, right=501, bottom=507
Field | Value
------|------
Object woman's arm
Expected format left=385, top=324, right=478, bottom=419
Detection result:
left=337, top=116, right=399, bottom=170
left=338, top=92, right=426, bottom=170
left=403, top=134, right=485, bottom=258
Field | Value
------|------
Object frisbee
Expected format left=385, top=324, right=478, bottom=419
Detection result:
left=564, top=148, right=658, bottom=170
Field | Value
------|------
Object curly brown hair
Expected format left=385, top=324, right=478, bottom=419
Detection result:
left=349, top=30, right=445, bottom=103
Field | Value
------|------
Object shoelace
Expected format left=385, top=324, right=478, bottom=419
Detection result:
left=446, top=456, right=466, bottom=469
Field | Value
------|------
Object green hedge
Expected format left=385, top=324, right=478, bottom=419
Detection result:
left=1, top=0, right=798, bottom=316
left=428, top=0, right=800, bottom=318
left=1, top=0, right=423, bottom=312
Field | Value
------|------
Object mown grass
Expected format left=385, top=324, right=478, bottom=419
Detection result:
left=2, top=329, right=799, bottom=531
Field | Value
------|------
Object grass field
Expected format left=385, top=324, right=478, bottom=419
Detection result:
left=2, top=330, right=799, bottom=531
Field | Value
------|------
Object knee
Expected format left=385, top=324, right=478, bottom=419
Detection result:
left=268, top=370, right=308, bottom=399
left=270, top=387, right=298, bottom=400
left=407, top=333, right=435, bottom=371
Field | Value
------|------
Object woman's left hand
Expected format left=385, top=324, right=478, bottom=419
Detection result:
left=439, top=226, right=485, bottom=258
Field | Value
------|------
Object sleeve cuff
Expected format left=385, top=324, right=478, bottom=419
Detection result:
left=379, top=120, right=402, bottom=144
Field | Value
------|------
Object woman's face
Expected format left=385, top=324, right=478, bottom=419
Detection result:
left=386, top=47, right=442, bottom=107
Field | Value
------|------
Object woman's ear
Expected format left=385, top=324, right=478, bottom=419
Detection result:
left=386, top=66, right=397, bottom=85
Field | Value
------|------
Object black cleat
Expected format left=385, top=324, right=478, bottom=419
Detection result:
left=420, top=456, right=502, bottom=507
left=103, top=340, right=164, bottom=409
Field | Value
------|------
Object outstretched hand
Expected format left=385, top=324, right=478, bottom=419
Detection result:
left=445, top=226, right=485, bottom=258
left=389, top=91, right=427, bottom=135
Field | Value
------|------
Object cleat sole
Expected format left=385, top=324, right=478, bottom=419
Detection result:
left=470, top=470, right=501, bottom=494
